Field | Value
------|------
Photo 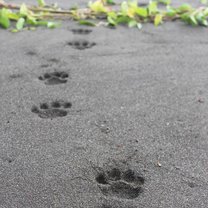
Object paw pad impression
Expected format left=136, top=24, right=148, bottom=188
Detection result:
left=96, top=168, right=144, bottom=199
left=39, top=71, right=69, bottom=85
left=71, top=28, right=92, bottom=35
left=68, top=40, right=96, bottom=50
left=31, top=101, right=72, bottom=119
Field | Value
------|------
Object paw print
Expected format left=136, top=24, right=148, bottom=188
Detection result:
left=31, top=101, right=72, bottom=119
left=68, top=40, right=96, bottom=50
left=71, top=28, right=92, bottom=35
left=38, top=71, right=69, bottom=85
left=96, top=168, right=144, bottom=199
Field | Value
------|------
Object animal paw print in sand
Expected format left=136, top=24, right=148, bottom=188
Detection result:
left=71, top=28, right=92, bottom=35
left=96, top=168, right=144, bottom=199
left=38, top=71, right=69, bottom=85
left=31, top=101, right=72, bottom=119
left=68, top=40, right=96, bottom=50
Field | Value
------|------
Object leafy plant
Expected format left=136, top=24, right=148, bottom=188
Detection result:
left=1, top=0, right=208, bottom=31
left=37, top=0, right=46, bottom=7
left=0, top=8, right=10, bottom=28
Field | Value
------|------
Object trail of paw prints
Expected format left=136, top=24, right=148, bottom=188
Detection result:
left=71, top=28, right=92, bottom=35
left=31, top=101, right=72, bottom=119
left=39, top=71, right=69, bottom=85
left=96, top=168, right=144, bottom=199
left=68, top=40, right=96, bottom=50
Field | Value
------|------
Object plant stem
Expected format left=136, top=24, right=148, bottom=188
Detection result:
left=0, top=1, right=91, bottom=15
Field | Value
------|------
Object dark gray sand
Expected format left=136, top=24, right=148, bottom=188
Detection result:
left=0, top=0, right=208, bottom=207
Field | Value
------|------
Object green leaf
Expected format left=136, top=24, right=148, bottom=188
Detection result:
left=47, top=21, right=59, bottom=28
left=107, top=16, right=117, bottom=26
left=135, top=7, right=148, bottom=17
left=154, top=14, right=163, bottom=26
left=200, top=19, right=208, bottom=26
left=128, top=19, right=137, bottom=27
left=128, top=0, right=138, bottom=9
left=37, top=0, right=46, bottom=7
left=148, top=1, right=158, bottom=15
left=203, top=8, right=208, bottom=16
left=189, top=15, right=198, bottom=26
left=121, top=2, right=129, bottom=15
left=35, top=20, right=59, bottom=28
left=8, top=12, right=20, bottom=21
left=116, top=15, right=131, bottom=24
left=108, top=11, right=117, bottom=19
left=16, top=17, right=25, bottom=30
left=36, top=21, right=48, bottom=26
left=79, top=20, right=96, bottom=26
left=0, top=8, right=10, bottom=29
left=196, top=12, right=208, bottom=26
left=88, top=1, right=107, bottom=13
left=166, top=7, right=176, bottom=17
left=20, top=3, right=28, bottom=16
left=177, top=4, right=192, bottom=13
left=106, top=0, right=115, bottom=5
left=26, top=15, right=37, bottom=25
left=181, top=13, right=197, bottom=26
left=11, top=29, right=19, bottom=33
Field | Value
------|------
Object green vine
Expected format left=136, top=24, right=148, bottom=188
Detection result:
left=0, top=0, right=208, bottom=32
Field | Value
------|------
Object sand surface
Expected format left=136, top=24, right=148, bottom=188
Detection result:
left=0, top=0, right=208, bottom=207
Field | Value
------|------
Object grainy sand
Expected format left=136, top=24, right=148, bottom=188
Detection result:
left=0, top=1, right=208, bottom=207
